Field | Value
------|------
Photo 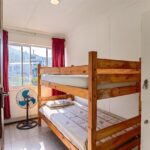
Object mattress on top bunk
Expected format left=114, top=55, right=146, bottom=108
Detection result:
left=39, top=101, right=136, bottom=150
left=41, top=74, right=136, bottom=89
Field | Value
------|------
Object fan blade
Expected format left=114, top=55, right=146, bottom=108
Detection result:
left=22, top=90, right=29, bottom=98
left=19, top=101, right=27, bottom=107
left=30, top=97, right=36, bottom=104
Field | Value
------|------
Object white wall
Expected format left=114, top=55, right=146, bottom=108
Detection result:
left=66, top=1, right=150, bottom=118
left=141, top=10, right=150, bottom=150
left=8, top=29, right=53, bottom=47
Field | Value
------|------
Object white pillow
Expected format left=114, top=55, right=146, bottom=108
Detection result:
left=45, top=99, right=74, bottom=108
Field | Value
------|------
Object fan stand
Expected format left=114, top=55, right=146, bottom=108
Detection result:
left=17, top=97, right=38, bottom=130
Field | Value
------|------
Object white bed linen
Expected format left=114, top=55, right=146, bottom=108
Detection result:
left=39, top=101, right=125, bottom=150
left=42, top=74, right=136, bottom=89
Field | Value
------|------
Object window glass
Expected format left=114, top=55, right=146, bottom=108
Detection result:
left=8, top=44, right=52, bottom=87
left=31, top=47, right=46, bottom=85
left=48, top=49, right=52, bottom=67
left=23, top=46, right=30, bottom=85
left=9, top=45, right=22, bottom=86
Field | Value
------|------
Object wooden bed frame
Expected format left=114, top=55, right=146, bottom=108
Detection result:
left=38, top=51, right=141, bottom=150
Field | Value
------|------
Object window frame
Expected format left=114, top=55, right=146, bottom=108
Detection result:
left=8, top=42, right=51, bottom=87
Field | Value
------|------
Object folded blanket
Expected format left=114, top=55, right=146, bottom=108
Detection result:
left=45, top=99, right=74, bottom=108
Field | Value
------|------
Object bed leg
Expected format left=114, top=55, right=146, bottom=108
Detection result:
left=138, top=143, right=141, bottom=150
left=38, top=113, right=42, bottom=126
left=38, top=118, right=41, bottom=126
left=38, top=64, right=42, bottom=126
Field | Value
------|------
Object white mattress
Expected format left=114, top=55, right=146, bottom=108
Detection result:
left=40, top=101, right=127, bottom=150
left=42, top=75, right=136, bottom=89
left=42, top=75, right=88, bottom=88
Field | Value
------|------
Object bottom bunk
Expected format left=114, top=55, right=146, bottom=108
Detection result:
left=39, top=100, right=140, bottom=150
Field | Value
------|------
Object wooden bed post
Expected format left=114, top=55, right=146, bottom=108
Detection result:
left=88, top=51, right=97, bottom=150
left=138, top=58, right=141, bottom=150
left=38, top=64, right=42, bottom=126
left=139, top=58, right=141, bottom=115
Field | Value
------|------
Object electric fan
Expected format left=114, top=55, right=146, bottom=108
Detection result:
left=16, top=88, right=38, bottom=130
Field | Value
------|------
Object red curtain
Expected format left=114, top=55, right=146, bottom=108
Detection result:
left=52, top=38, right=65, bottom=96
left=3, top=30, right=11, bottom=119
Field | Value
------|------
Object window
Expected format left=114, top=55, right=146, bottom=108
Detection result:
left=9, top=44, right=52, bottom=87
left=23, top=46, right=30, bottom=86
left=9, top=45, right=22, bottom=86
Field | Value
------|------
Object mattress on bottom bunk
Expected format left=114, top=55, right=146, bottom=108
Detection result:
left=39, top=101, right=137, bottom=150
left=41, top=74, right=136, bottom=89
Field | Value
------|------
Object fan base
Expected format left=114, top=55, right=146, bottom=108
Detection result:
left=17, top=120, right=38, bottom=130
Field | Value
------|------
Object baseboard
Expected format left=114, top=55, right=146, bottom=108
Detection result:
left=4, top=114, right=38, bottom=125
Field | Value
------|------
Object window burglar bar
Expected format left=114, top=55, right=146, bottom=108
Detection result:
left=8, top=43, right=52, bottom=87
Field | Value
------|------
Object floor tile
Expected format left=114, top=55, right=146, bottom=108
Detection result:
left=4, top=121, right=67, bottom=150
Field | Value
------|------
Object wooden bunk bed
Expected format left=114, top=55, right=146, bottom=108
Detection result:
left=38, top=51, right=141, bottom=150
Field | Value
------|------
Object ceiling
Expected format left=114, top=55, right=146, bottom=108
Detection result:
left=3, top=0, right=138, bottom=35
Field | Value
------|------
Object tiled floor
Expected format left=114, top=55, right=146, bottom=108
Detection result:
left=4, top=121, right=139, bottom=150
left=4, top=121, right=67, bottom=150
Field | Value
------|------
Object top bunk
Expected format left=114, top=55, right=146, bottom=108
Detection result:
left=38, top=51, right=141, bottom=100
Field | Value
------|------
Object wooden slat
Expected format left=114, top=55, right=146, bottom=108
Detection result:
left=41, top=80, right=89, bottom=99
left=97, top=69, right=140, bottom=75
left=96, top=126, right=140, bottom=150
left=97, top=58, right=139, bottom=69
left=40, top=112, right=78, bottom=150
left=97, top=74, right=139, bottom=84
left=40, top=65, right=88, bottom=75
left=118, top=138, right=140, bottom=150
left=88, top=51, right=97, bottom=150
left=39, top=94, right=73, bottom=101
left=97, top=85, right=139, bottom=99
left=96, top=115, right=141, bottom=140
